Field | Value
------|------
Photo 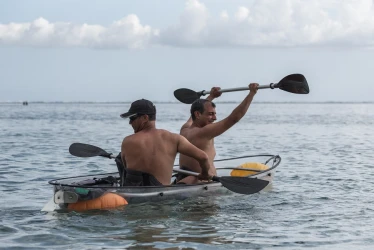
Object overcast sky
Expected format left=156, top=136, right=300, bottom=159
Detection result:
left=1, top=0, right=374, bottom=102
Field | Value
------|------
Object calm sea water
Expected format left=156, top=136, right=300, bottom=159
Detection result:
left=0, top=102, right=373, bottom=250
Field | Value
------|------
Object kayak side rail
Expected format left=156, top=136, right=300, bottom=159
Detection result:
left=112, top=183, right=222, bottom=198
left=205, top=155, right=281, bottom=177
left=171, top=154, right=281, bottom=177
left=247, top=154, right=281, bottom=178
left=213, top=154, right=279, bottom=163
left=48, top=154, right=281, bottom=186
left=172, top=154, right=280, bottom=167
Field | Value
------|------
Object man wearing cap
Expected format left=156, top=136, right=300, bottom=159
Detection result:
left=120, top=99, right=211, bottom=186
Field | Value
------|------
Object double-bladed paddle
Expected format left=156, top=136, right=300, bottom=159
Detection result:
left=69, top=143, right=269, bottom=195
left=174, top=73, right=309, bottom=104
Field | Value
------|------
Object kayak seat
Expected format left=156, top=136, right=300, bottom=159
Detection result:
left=115, top=152, right=163, bottom=187
left=115, top=152, right=126, bottom=186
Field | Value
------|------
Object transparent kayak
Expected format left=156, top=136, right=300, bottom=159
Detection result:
left=43, top=154, right=281, bottom=211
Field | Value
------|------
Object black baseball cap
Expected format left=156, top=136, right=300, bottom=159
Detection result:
left=120, top=99, right=156, bottom=118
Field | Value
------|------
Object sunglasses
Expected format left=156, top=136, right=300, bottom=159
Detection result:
left=129, top=113, right=144, bottom=122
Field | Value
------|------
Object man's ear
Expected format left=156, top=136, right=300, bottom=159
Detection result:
left=194, top=111, right=201, bottom=119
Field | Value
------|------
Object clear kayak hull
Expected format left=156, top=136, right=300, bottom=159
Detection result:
left=44, top=154, right=281, bottom=211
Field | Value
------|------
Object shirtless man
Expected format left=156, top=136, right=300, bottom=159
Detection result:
left=177, top=83, right=259, bottom=184
left=120, top=99, right=211, bottom=186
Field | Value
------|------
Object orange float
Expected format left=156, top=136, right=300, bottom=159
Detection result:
left=68, top=193, right=128, bottom=211
left=230, top=162, right=269, bottom=177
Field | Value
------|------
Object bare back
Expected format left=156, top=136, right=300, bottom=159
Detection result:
left=121, top=128, right=178, bottom=185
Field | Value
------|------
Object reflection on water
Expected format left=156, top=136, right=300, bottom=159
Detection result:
left=111, top=199, right=222, bottom=248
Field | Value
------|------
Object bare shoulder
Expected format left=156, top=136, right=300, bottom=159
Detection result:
left=156, top=128, right=173, bottom=135
left=182, top=124, right=209, bottom=138
left=180, top=126, right=188, bottom=136
left=180, top=124, right=190, bottom=133
left=156, top=129, right=179, bottom=140
left=156, top=128, right=171, bottom=133
left=122, top=134, right=136, bottom=145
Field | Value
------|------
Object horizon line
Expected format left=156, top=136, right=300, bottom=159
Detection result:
left=1, top=101, right=373, bottom=104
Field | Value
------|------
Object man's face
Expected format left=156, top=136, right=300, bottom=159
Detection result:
left=199, top=102, right=217, bottom=126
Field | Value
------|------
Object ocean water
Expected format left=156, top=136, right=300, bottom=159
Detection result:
left=0, top=102, right=373, bottom=250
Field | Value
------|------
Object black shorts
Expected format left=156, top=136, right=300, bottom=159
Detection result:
left=174, top=166, right=194, bottom=184
left=123, top=169, right=163, bottom=187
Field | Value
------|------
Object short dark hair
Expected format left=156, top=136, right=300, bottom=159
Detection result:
left=147, top=114, right=156, bottom=121
left=190, top=99, right=216, bottom=120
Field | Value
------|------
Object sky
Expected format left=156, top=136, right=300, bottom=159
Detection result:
left=1, top=0, right=374, bottom=102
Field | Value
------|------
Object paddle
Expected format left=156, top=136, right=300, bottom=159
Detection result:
left=69, top=143, right=113, bottom=159
left=173, top=169, right=269, bottom=195
left=69, top=143, right=124, bottom=184
left=174, top=73, right=309, bottom=104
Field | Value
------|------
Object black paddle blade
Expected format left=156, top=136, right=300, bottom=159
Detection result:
left=69, top=143, right=112, bottom=158
left=277, top=74, right=309, bottom=94
left=217, top=176, right=269, bottom=195
left=174, top=88, right=202, bottom=104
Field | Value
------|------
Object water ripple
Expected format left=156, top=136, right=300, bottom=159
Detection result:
left=0, top=103, right=373, bottom=249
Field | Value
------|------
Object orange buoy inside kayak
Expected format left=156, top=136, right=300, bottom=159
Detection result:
left=230, top=162, right=269, bottom=177
left=68, top=193, right=128, bottom=211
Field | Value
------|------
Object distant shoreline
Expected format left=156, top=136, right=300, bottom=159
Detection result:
left=0, top=101, right=373, bottom=104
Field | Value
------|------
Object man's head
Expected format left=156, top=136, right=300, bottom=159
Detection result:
left=120, top=99, right=156, bottom=131
left=190, top=99, right=217, bottom=125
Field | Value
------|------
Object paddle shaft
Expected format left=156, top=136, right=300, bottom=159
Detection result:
left=199, top=83, right=277, bottom=96
left=173, top=168, right=219, bottom=181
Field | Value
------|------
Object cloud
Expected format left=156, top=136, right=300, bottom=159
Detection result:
left=235, top=7, right=249, bottom=22
left=0, top=15, right=159, bottom=49
left=159, top=0, right=209, bottom=46
left=1, top=0, right=374, bottom=49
